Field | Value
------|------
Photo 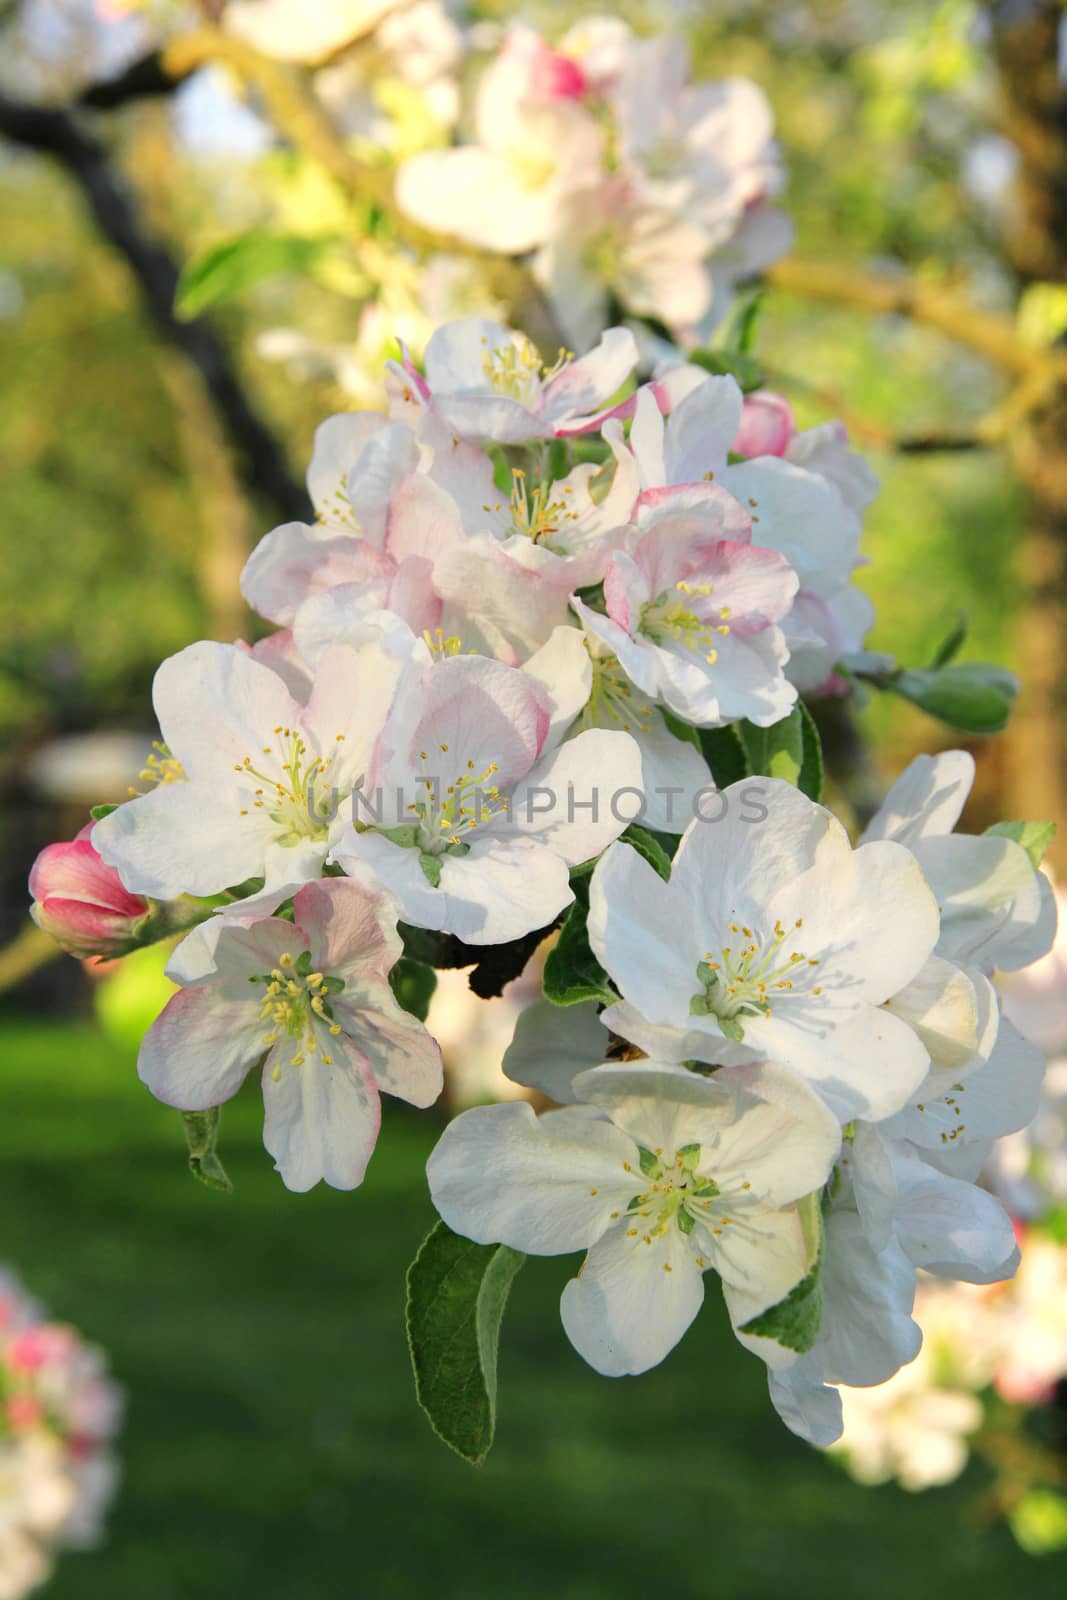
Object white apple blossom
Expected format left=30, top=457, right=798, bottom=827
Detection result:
left=92, top=637, right=405, bottom=904
left=386, top=318, right=640, bottom=444
left=572, top=486, right=799, bottom=728
left=427, top=1061, right=840, bottom=1376
left=139, top=877, right=442, bottom=1192
left=862, top=750, right=1057, bottom=973
left=331, top=651, right=642, bottom=943
left=588, top=778, right=942, bottom=1121
left=627, top=381, right=873, bottom=691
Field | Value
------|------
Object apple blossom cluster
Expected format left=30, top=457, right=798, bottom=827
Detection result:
left=27, top=318, right=1057, bottom=1462
left=0, top=1271, right=122, bottom=1600
left=397, top=17, right=791, bottom=348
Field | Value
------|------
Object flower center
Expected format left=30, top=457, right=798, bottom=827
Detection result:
left=617, top=1143, right=757, bottom=1256
left=581, top=650, right=653, bottom=735
left=640, top=580, right=732, bottom=664
left=234, top=726, right=347, bottom=845
left=479, top=335, right=571, bottom=403
left=249, top=949, right=345, bottom=1075
left=689, top=919, right=823, bottom=1040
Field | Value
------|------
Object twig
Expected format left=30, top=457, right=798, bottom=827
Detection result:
left=0, top=92, right=309, bottom=523
left=0, top=923, right=62, bottom=994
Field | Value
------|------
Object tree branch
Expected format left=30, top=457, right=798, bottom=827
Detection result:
left=764, top=256, right=1064, bottom=381
left=0, top=92, right=309, bottom=524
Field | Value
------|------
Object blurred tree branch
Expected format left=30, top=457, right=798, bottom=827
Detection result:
left=0, top=92, right=309, bottom=525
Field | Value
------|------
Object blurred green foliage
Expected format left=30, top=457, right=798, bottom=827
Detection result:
left=5, top=1016, right=1065, bottom=1600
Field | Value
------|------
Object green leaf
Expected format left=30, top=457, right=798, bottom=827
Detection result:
left=889, top=663, right=1018, bottom=734
left=175, top=232, right=340, bottom=319
left=738, top=709, right=805, bottom=787
left=985, top=819, right=1056, bottom=870
left=796, top=700, right=824, bottom=802
left=929, top=612, right=968, bottom=668
left=1008, top=1490, right=1067, bottom=1556
left=181, top=1108, right=232, bottom=1193
left=740, top=1191, right=823, bottom=1354
left=697, top=725, right=750, bottom=788
left=389, top=956, right=438, bottom=1022
left=89, top=802, right=118, bottom=821
left=418, top=851, right=443, bottom=888
left=688, top=347, right=765, bottom=393
left=620, top=824, right=672, bottom=880
left=543, top=899, right=614, bottom=1007
left=406, top=1220, right=526, bottom=1466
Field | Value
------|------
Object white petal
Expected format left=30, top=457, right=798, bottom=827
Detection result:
left=892, top=1153, right=1019, bottom=1283
left=560, top=1219, right=705, bottom=1375
left=503, top=999, right=610, bottom=1103
left=426, top=1100, right=639, bottom=1253
left=745, top=1005, right=931, bottom=1124
left=262, top=1036, right=381, bottom=1192
left=138, top=988, right=261, bottom=1109
left=814, top=1210, right=920, bottom=1386
left=588, top=842, right=698, bottom=1024
left=507, top=728, right=644, bottom=864
left=93, top=780, right=270, bottom=901
left=862, top=751, right=975, bottom=846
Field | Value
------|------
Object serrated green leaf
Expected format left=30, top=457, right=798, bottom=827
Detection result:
left=389, top=956, right=438, bottom=1022
left=985, top=819, right=1056, bottom=870
left=740, top=1191, right=823, bottom=1354
left=543, top=899, right=614, bottom=1007
left=175, top=231, right=340, bottom=319
left=406, top=1220, right=525, bottom=1466
left=620, top=824, right=672, bottom=880
left=697, top=725, right=750, bottom=788
left=738, top=709, right=805, bottom=787
left=180, top=1108, right=232, bottom=1193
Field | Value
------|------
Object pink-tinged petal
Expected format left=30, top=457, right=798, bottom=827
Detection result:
left=241, top=521, right=386, bottom=626
left=377, top=654, right=552, bottom=796
left=292, top=876, right=402, bottom=981
left=299, top=639, right=404, bottom=794
left=138, top=987, right=262, bottom=1109
left=542, top=327, right=639, bottom=427
left=240, top=630, right=313, bottom=703
left=733, top=391, right=796, bottom=458
left=345, top=420, right=421, bottom=548
left=434, top=535, right=573, bottom=656
left=383, top=472, right=465, bottom=565
left=601, top=549, right=648, bottom=633
left=331, top=973, right=443, bottom=1107
left=661, top=375, right=743, bottom=484
left=261, top=1035, right=382, bottom=1192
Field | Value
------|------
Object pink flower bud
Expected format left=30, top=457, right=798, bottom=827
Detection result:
left=733, top=391, right=796, bottom=459
left=29, top=826, right=149, bottom=959
left=533, top=47, right=587, bottom=100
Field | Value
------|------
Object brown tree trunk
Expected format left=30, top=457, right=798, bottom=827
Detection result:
left=991, top=2, right=1067, bottom=869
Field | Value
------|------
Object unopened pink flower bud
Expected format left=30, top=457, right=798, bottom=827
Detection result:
left=533, top=46, right=587, bottom=100
left=733, top=391, right=796, bottom=459
left=29, top=826, right=150, bottom=959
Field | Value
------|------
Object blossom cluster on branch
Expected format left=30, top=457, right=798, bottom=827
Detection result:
left=27, top=314, right=1057, bottom=1459
left=0, top=1272, right=121, bottom=1600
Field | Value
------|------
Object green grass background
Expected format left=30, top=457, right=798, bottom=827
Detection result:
left=3, top=1017, right=1063, bottom=1600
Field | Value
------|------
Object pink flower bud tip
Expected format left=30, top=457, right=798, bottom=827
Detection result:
left=29, top=825, right=149, bottom=959
left=733, top=391, right=796, bottom=459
